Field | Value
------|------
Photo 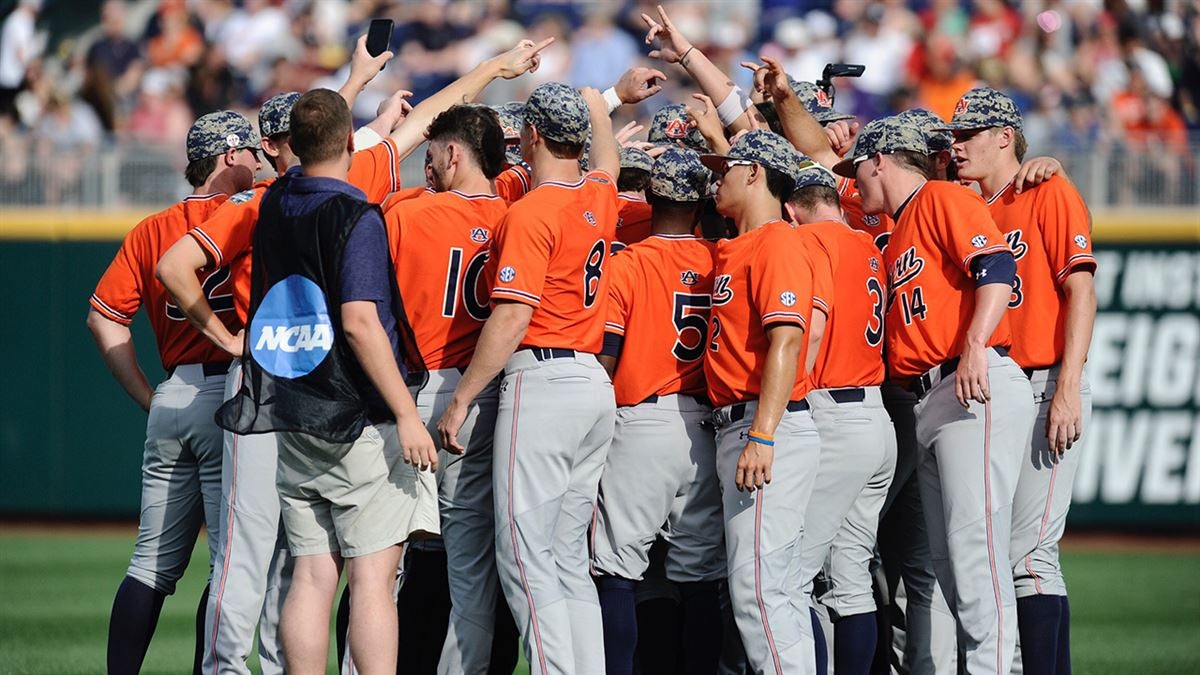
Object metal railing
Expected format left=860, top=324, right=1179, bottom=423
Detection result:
left=0, top=139, right=1196, bottom=210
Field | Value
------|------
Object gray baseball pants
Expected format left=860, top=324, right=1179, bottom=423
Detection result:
left=202, top=360, right=292, bottom=675
left=915, top=349, right=1036, bottom=675
left=713, top=401, right=822, bottom=675
left=128, top=363, right=225, bottom=594
left=801, top=387, right=896, bottom=620
left=493, top=350, right=615, bottom=675
left=1010, top=367, right=1091, bottom=599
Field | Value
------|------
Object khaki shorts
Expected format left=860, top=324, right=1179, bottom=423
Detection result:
left=277, top=422, right=439, bottom=557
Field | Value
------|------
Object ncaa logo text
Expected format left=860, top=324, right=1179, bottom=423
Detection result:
left=250, top=275, right=334, bottom=379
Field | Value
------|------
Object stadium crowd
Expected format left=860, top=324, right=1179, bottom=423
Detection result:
left=0, top=0, right=1197, bottom=206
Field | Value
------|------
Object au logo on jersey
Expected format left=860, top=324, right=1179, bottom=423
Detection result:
left=680, top=270, right=699, bottom=286
left=1005, top=229, right=1027, bottom=259
left=712, top=274, right=734, bottom=305
left=971, top=234, right=989, bottom=248
left=499, top=266, right=517, bottom=283
left=470, top=227, right=489, bottom=243
left=890, top=246, right=925, bottom=289
left=584, top=211, right=597, bottom=226
left=863, top=214, right=880, bottom=227
left=1074, top=234, right=1089, bottom=249
left=250, top=275, right=333, bottom=379
left=869, top=257, right=880, bottom=273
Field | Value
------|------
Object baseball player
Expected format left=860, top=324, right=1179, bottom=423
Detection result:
left=436, top=83, right=620, bottom=675
left=613, top=146, right=654, bottom=248
left=155, top=39, right=553, bottom=675
left=784, top=161, right=896, bottom=675
left=216, top=88, right=438, bottom=675
left=88, top=111, right=260, bottom=675
left=945, top=87, right=1097, bottom=674
left=834, top=117, right=1036, bottom=674
left=383, top=103, right=514, bottom=674
left=698, top=130, right=831, bottom=675
left=590, top=146, right=724, bottom=675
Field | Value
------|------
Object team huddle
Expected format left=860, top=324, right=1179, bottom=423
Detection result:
left=87, top=6, right=1096, bottom=675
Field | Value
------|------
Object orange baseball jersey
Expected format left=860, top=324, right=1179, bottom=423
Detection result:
left=614, top=195, right=653, bottom=248
left=797, top=221, right=887, bottom=389
left=385, top=189, right=508, bottom=371
left=90, top=193, right=240, bottom=370
left=986, top=174, right=1095, bottom=368
left=838, top=176, right=896, bottom=252
left=884, top=181, right=1013, bottom=379
left=603, top=234, right=718, bottom=406
left=383, top=186, right=434, bottom=209
left=704, top=220, right=831, bottom=407
left=189, top=138, right=404, bottom=322
left=488, top=170, right=619, bottom=354
left=496, top=164, right=532, bottom=204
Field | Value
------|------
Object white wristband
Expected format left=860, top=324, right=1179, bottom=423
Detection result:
left=716, top=87, right=753, bottom=127
left=352, top=125, right=384, bottom=150
left=602, top=87, right=623, bottom=114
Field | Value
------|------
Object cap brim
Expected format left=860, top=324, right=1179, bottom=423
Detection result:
left=831, top=156, right=858, bottom=179
left=698, top=153, right=731, bottom=173
left=815, top=111, right=855, bottom=124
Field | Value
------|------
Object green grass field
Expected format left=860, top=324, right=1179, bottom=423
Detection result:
left=1, top=531, right=1197, bottom=674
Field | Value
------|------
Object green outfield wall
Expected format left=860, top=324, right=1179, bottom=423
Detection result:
left=0, top=211, right=1196, bottom=528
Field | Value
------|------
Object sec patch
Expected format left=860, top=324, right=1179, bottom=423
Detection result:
left=499, top=266, right=517, bottom=283
left=780, top=291, right=797, bottom=307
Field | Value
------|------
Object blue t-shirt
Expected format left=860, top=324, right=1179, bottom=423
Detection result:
left=277, top=167, right=403, bottom=377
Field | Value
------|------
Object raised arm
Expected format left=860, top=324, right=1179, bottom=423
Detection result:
left=338, top=34, right=394, bottom=112
left=388, top=38, right=554, bottom=160
left=758, top=56, right=840, bottom=168
left=582, top=87, right=620, bottom=179
left=642, top=5, right=754, bottom=133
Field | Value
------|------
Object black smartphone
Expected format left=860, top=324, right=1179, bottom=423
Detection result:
left=817, top=63, right=865, bottom=103
left=366, top=19, right=394, bottom=70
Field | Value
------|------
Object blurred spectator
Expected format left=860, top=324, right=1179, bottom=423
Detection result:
left=840, top=2, right=914, bottom=121
left=145, top=0, right=204, bottom=69
left=911, top=34, right=978, bottom=122
left=83, top=0, right=144, bottom=132
left=0, top=0, right=44, bottom=120
left=127, top=68, right=192, bottom=148
left=33, top=89, right=102, bottom=204
left=568, top=5, right=638, bottom=90
left=764, top=12, right=840, bottom=84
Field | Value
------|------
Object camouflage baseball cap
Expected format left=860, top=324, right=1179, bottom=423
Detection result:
left=648, top=103, right=709, bottom=152
left=699, top=130, right=805, bottom=182
left=650, top=147, right=712, bottom=202
left=523, top=82, right=590, bottom=146
left=186, top=111, right=259, bottom=162
left=791, top=157, right=838, bottom=190
left=896, top=108, right=952, bottom=153
left=789, top=78, right=854, bottom=124
left=832, top=116, right=927, bottom=178
left=619, top=147, right=654, bottom=173
left=258, top=91, right=301, bottom=138
left=942, top=87, right=1023, bottom=131
left=492, top=102, right=524, bottom=165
